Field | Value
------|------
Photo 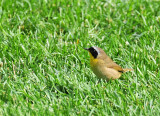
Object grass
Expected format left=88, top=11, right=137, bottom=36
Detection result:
left=0, top=0, right=160, bottom=115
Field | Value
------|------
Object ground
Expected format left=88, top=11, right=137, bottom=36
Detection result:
left=0, top=0, right=160, bottom=115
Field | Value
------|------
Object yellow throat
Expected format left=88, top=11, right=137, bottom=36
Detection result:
left=89, top=52, right=98, bottom=67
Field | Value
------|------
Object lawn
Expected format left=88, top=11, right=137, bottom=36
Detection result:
left=0, top=0, right=160, bottom=115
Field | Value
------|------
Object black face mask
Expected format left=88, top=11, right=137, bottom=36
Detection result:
left=88, top=47, right=98, bottom=59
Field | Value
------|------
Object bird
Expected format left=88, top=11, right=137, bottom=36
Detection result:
left=84, top=46, right=133, bottom=81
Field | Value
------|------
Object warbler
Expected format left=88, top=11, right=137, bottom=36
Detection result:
left=84, top=46, right=133, bottom=81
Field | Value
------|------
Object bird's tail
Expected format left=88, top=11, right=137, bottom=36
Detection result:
left=123, top=68, right=133, bottom=72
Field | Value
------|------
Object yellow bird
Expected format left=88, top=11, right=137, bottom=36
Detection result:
left=84, top=46, right=133, bottom=81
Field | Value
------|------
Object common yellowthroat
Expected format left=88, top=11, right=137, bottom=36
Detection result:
left=84, top=46, right=133, bottom=81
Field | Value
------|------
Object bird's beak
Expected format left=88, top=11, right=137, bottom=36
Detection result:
left=84, top=48, right=89, bottom=51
